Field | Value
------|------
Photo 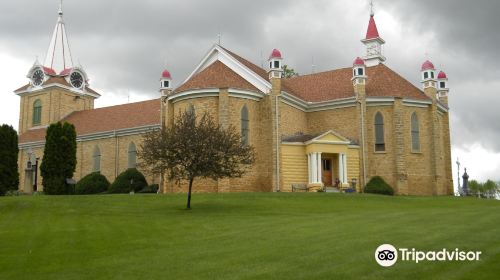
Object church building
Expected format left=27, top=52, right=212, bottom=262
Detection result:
left=15, top=4, right=453, bottom=195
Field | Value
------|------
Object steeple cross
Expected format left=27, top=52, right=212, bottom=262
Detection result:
left=370, top=0, right=374, bottom=16
left=59, top=0, right=63, bottom=16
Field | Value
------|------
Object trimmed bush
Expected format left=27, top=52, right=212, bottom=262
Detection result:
left=109, top=168, right=148, bottom=194
left=76, top=172, right=110, bottom=195
left=40, top=122, right=77, bottom=195
left=138, top=184, right=159, bottom=193
left=364, top=176, right=394, bottom=196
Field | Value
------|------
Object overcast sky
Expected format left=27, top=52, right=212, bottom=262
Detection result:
left=1, top=0, right=499, bottom=187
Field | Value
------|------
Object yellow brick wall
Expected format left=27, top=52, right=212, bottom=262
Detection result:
left=173, top=97, right=219, bottom=119
left=279, top=102, right=307, bottom=136
left=19, top=133, right=157, bottom=193
left=165, top=94, right=273, bottom=193
left=306, top=106, right=359, bottom=141
left=19, top=88, right=94, bottom=133
left=76, top=135, right=157, bottom=185
left=405, top=107, right=434, bottom=195
left=347, top=147, right=360, bottom=191
left=18, top=146, right=44, bottom=193
left=228, top=97, right=270, bottom=192
left=365, top=106, right=397, bottom=189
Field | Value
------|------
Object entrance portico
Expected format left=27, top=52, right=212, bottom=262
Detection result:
left=307, top=152, right=348, bottom=189
left=281, top=130, right=360, bottom=192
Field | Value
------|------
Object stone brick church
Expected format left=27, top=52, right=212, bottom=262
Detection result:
left=16, top=5, right=453, bottom=195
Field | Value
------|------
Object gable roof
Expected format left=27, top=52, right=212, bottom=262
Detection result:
left=311, top=130, right=350, bottom=143
left=282, top=130, right=356, bottom=145
left=221, top=47, right=269, bottom=81
left=174, top=61, right=260, bottom=93
left=14, top=76, right=101, bottom=96
left=176, top=46, right=427, bottom=103
left=282, top=64, right=428, bottom=102
left=19, top=98, right=160, bottom=144
left=178, top=45, right=272, bottom=94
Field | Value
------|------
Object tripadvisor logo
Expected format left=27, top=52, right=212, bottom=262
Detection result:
left=375, top=244, right=482, bottom=267
left=375, top=244, right=398, bottom=267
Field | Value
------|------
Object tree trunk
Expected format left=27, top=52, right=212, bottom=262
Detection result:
left=186, top=177, right=194, bottom=209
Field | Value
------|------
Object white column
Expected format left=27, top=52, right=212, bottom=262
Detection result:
left=342, top=154, right=348, bottom=184
left=307, top=154, right=312, bottom=183
left=338, top=154, right=344, bottom=184
left=316, top=152, right=322, bottom=183
left=313, top=153, right=318, bottom=183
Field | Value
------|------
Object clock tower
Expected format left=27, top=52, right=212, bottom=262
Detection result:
left=361, top=6, right=386, bottom=67
left=14, top=2, right=100, bottom=134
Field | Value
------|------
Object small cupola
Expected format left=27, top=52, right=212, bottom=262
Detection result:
left=437, top=70, right=449, bottom=103
left=437, top=71, right=448, bottom=89
left=421, top=60, right=436, bottom=89
left=268, top=49, right=283, bottom=79
left=352, top=57, right=367, bottom=85
left=160, top=69, right=172, bottom=94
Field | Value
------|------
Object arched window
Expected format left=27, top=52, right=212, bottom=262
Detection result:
left=93, top=146, right=101, bottom=172
left=128, top=142, right=137, bottom=169
left=374, top=112, right=385, bottom=152
left=411, top=112, right=420, bottom=152
left=187, top=104, right=195, bottom=115
left=241, top=105, right=249, bottom=145
left=33, top=99, right=42, bottom=126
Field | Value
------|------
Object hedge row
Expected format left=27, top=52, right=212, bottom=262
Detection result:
left=75, top=168, right=156, bottom=195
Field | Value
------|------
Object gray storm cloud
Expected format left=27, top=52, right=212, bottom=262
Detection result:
left=1, top=0, right=499, bottom=154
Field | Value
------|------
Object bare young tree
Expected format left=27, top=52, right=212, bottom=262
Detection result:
left=139, top=110, right=255, bottom=208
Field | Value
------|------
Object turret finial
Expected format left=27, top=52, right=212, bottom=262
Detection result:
left=58, top=0, right=63, bottom=16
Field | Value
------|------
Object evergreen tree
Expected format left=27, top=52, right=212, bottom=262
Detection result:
left=0, top=124, right=19, bottom=195
left=40, top=122, right=77, bottom=195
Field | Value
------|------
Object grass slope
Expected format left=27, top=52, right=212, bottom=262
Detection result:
left=0, top=193, right=499, bottom=280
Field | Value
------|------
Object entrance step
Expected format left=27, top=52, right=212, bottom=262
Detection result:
left=324, top=187, right=340, bottom=193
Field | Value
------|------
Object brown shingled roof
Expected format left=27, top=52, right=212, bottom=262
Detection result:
left=174, top=60, right=260, bottom=93
left=14, top=76, right=101, bottom=96
left=282, top=64, right=429, bottom=102
left=19, top=99, right=160, bottom=144
left=221, top=47, right=269, bottom=81
left=365, top=64, right=428, bottom=100
left=282, top=68, right=354, bottom=102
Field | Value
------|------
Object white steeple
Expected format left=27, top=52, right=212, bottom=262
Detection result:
left=361, top=1, right=386, bottom=67
left=44, top=0, right=73, bottom=72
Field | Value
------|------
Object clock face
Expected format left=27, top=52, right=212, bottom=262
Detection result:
left=367, top=44, right=379, bottom=56
left=70, top=71, right=84, bottom=88
left=32, top=69, right=44, bottom=86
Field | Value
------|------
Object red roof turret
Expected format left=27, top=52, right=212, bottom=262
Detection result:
left=353, top=57, right=365, bottom=66
left=437, top=71, right=447, bottom=79
left=161, top=69, right=171, bottom=79
left=421, top=60, right=435, bottom=71
left=269, top=49, right=282, bottom=60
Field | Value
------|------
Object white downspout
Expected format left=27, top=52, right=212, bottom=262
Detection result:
left=359, top=101, right=367, bottom=190
left=275, top=94, right=280, bottom=192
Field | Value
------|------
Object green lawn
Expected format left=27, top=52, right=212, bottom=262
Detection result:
left=0, top=193, right=499, bottom=280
